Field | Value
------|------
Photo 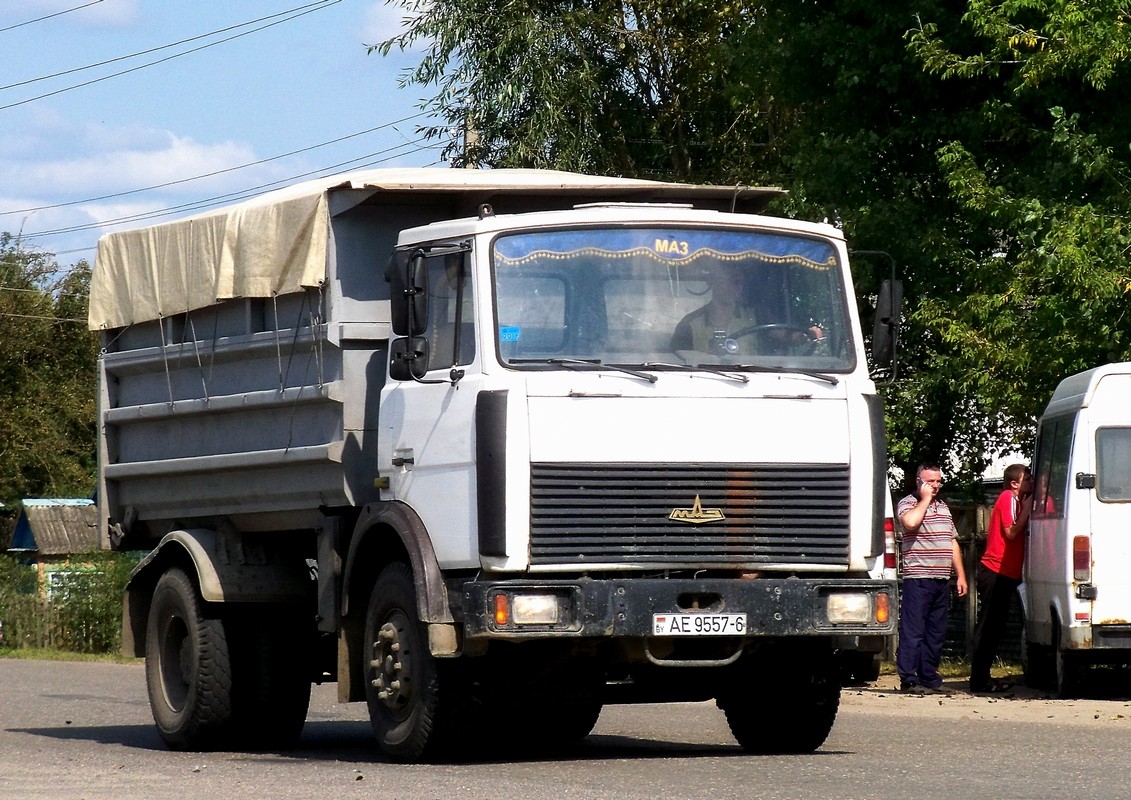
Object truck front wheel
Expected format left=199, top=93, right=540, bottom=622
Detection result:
left=145, top=568, right=235, bottom=750
left=364, top=562, right=446, bottom=762
left=718, top=657, right=840, bottom=754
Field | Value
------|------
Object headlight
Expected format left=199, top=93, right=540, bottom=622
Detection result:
left=512, top=593, right=560, bottom=624
left=826, top=592, right=872, bottom=624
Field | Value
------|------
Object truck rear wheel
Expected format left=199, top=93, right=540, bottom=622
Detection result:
left=718, top=658, right=840, bottom=754
left=364, top=562, right=446, bottom=762
left=145, top=568, right=236, bottom=750
left=227, top=611, right=311, bottom=749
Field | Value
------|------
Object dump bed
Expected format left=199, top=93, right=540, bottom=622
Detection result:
left=92, top=168, right=780, bottom=547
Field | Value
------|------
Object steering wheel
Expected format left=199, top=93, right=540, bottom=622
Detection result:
left=729, top=322, right=819, bottom=340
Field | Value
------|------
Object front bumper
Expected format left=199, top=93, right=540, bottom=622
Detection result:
left=460, top=576, right=897, bottom=639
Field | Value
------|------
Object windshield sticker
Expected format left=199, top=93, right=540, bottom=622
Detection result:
left=494, top=228, right=836, bottom=272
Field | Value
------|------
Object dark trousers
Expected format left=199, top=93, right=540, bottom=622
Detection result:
left=971, top=564, right=1021, bottom=688
left=896, top=577, right=951, bottom=687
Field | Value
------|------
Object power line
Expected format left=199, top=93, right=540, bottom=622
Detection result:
left=0, top=0, right=104, bottom=34
left=1, top=0, right=336, bottom=92
left=16, top=136, right=445, bottom=240
left=0, top=286, right=86, bottom=298
left=1, top=111, right=431, bottom=216
left=0, top=0, right=341, bottom=113
left=0, top=312, right=86, bottom=324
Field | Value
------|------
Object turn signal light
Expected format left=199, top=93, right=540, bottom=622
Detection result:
left=493, top=594, right=509, bottom=626
left=875, top=592, right=890, bottom=624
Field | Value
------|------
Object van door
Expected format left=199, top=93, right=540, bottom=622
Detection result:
left=1027, top=414, right=1075, bottom=645
left=1088, top=424, right=1131, bottom=626
left=1084, top=373, right=1131, bottom=630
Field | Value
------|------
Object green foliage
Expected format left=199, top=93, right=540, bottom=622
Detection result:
left=0, top=235, right=98, bottom=510
left=376, top=0, right=1131, bottom=494
left=0, top=552, right=135, bottom=654
left=374, top=0, right=777, bottom=182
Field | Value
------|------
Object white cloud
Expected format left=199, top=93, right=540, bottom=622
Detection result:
left=0, top=121, right=285, bottom=259
left=2, top=126, right=263, bottom=196
left=362, top=0, right=428, bottom=51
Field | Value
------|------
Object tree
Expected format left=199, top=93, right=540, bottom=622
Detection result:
left=374, top=0, right=778, bottom=182
left=0, top=234, right=98, bottom=510
left=377, top=0, right=1131, bottom=492
left=901, top=1, right=1131, bottom=480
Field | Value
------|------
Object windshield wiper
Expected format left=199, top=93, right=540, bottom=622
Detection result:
left=641, top=362, right=749, bottom=384
left=510, top=357, right=658, bottom=384
left=709, top=363, right=840, bottom=386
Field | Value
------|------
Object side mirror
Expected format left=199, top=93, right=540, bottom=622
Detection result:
left=872, top=278, right=903, bottom=368
left=386, top=249, right=429, bottom=336
left=389, top=337, right=430, bottom=381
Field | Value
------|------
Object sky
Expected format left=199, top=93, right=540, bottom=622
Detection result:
left=0, top=0, right=444, bottom=268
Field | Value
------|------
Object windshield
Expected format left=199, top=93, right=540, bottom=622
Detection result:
left=492, top=226, right=855, bottom=371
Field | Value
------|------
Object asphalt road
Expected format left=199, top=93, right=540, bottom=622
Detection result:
left=3, top=658, right=1131, bottom=800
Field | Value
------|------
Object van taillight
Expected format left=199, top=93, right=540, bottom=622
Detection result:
left=884, top=517, right=897, bottom=570
left=1072, top=536, right=1091, bottom=582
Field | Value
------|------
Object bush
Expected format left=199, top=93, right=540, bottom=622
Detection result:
left=0, top=551, right=136, bottom=654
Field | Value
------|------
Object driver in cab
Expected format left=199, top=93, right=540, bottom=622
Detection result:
left=670, top=263, right=821, bottom=355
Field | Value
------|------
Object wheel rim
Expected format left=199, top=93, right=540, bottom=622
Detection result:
left=370, top=611, right=416, bottom=721
left=157, top=612, right=191, bottom=711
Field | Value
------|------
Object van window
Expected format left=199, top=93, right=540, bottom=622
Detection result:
left=1096, top=427, right=1131, bottom=502
left=1033, top=415, right=1073, bottom=518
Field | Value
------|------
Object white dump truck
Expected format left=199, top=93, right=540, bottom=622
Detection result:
left=90, top=168, right=897, bottom=761
left=1024, top=362, right=1131, bottom=696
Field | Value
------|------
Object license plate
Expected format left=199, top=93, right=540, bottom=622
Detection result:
left=652, top=613, right=747, bottom=636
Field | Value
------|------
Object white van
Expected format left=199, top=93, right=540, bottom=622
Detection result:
left=1023, top=362, right=1131, bottom=696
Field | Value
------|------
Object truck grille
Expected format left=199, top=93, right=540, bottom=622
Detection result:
left=529, top=463, right=850, bottom=567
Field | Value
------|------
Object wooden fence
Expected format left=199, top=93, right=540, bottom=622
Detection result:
left=0, top=593, right=120, bottom=653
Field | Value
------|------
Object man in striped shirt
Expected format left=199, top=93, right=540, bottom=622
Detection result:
left=896, top=464, right=969, bottom=693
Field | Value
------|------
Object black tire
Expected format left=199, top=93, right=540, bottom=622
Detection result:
left=1053, top=617, right=1084, bottom=698
left=839, top=651, right=881, bottom=685
left=363, top=562, right=445, bottom=762
left=551, top=697, right=603, bottom=743
left=1055, top=644, right=1082, bottom=699
left=719, top=659, right=840, bottom=754
left=1021, top=636, right=1054, bottom=689
left=145, top=568, right=236, bottom=750
left=227, top=610, right=311, bottom=750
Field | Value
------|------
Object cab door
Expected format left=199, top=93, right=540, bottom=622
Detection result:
left=380, top=245, right=484, bottom=568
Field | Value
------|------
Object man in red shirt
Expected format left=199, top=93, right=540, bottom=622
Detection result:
left=970, top=463, right=1033, bottom=693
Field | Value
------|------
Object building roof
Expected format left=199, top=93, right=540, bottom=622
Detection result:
left=8, top=499, right=99, bottom=556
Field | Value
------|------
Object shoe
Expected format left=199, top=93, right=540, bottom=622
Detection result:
left=899, top=682, right=925, bottom=695
left=970, top=679, right=1013, bottom=694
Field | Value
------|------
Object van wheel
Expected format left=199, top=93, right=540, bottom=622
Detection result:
left=1054, top=618, right=1083, bottom=698
left=145, top=568, right=235, bottom=750
left=363, top=562, right=447, bottom=762
left=1055, top=646, right=1082, bottom=698
left=1021, top=636, right=1054, bottom=689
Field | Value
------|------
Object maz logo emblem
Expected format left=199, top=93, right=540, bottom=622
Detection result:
left=668, top=494, right=725, bottom=524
